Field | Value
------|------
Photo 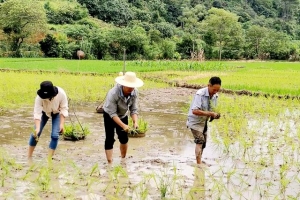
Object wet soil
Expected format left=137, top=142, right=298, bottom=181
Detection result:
left=0, top=87, right=299, bottom=199
left=0, top=87, right=205, bottom=199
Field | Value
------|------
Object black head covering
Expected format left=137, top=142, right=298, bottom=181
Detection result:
left=37, top=81, right=58, bottom=99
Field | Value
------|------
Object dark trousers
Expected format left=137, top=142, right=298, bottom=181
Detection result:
left=103, top=111, right=129, bottom=150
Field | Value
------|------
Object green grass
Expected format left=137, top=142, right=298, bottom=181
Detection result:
left=0, top=58, right=231, bottom=73
left=0, top=59, right=300, bottom=199
left=224, top=60, right=300, bottom=70
left=187, top=69, right=300, bottom=96
left=0, top=71, right=168, bottom=109
left=1, top=58, right=300, bottom=72
left=0, top=59, right=299, bottom=109
left=136, top=60, right=300, bottom=96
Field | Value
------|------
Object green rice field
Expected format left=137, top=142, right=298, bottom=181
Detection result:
left=0, top=58, right=299, bottom=199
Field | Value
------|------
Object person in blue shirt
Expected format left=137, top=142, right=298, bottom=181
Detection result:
left=186, top=77, right=221, bottom=165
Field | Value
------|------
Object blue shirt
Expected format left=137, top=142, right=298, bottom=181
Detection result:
left=103, top=84, right=139, bottom=119
left=186, top=87, right=218, bottom=131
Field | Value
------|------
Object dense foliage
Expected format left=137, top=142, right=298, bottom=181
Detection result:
left=0, top=0, right=300, bottom=60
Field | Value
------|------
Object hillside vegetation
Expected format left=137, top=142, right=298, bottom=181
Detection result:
left=0, top=0, right=300, bottom=60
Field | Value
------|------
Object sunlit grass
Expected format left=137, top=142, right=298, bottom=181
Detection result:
left=0, top=59, right=300, bottom=199
left=1, top=58, right=299, bottom=96
left=0, top=71, right=168, bottom=109
left=143, top=69, right=300, bottom=96
left=0, top=58, right=230, bottom=72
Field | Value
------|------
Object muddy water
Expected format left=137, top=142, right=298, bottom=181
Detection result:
left=0, top=88, right=202, bottom=199
left=0, top=87, right=299, bottom=199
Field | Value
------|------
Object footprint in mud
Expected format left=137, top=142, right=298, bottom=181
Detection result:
left=187, top=160, right=211, bottom=168
left=138, top=158, right=165, bottom=165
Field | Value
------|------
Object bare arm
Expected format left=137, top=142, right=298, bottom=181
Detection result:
left=112, top=116, right=129, bottom=132
left=131, top=113, right=138, bottom=129
left=192, top=109, right=220, bottom=119
left=59, top=114, right=65, bottom=133
left=34, top=119, right=41, bottom=135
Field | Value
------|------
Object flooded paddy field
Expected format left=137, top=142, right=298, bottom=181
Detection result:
left=0, top=87, right=299, bottom=199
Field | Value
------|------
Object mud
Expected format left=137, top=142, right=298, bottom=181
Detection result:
left=0, top=87, right=202, bottom=199
left=0, top=87, right=299, bottom=199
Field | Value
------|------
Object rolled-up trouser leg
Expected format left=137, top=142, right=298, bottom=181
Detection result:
left=29, top=112, right=49, bottom=146
left=104, top=112, right=129, bottom=149
left=49, top=113, right=60, bottom=150
left=191, top=121, right=208, bottom=149
left=116, top=116, right=128, bottom=144
left=104, top=111, right=116, bottom=150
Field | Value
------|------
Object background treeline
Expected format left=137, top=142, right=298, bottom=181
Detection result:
left=0, top=0, right=300, bottom=60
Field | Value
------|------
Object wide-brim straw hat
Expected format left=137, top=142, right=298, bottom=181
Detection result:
left=115, top=72, right=144, bottom=88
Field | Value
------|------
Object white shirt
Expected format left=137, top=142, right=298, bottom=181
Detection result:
left=34, top=87, right=68, bottom=120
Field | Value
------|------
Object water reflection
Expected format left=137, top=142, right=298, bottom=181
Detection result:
left=1, top=88, right=300, bottom=199
left=187, top=167, right=205, bottom=200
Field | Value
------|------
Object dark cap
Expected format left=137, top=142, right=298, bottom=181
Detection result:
left=37, top=81, right=58, bottom=99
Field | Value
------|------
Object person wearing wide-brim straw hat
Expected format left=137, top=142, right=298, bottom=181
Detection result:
left=103, top=71, right=144, bottom=163
left=28, top=81, right=68, bottom=160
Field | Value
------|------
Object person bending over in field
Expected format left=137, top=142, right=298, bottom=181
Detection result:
left=186, top=77, right=221, bottom=165
left=28, top=81, right=68, bottom=159
left=103, top=72, right=144, bottom=163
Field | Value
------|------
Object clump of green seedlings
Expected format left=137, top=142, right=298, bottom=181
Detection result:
left=127, top=117, right=148, bottom=137
left=104, top=165, right=129, bottom=196
left=62, top=123, right=91, bottom=140
left=0, top=149, right=22, bottom=187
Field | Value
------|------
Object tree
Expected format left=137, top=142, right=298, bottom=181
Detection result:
left=39, top=34, right=59, bottom=57
left=279, top=0, right=299, bottom=21
left=77, top=0, right=100, bottom=17
left=162, top=0, right=182, bottom=25
left=109, top=26, right=149, bottom=59
left=245, top=25, right=268, bottom=58
left=178, top=5, right=207, bottom=58
left=97, top=0, right=134, bottom=27
left=159, top=39, right=176, bottom=59
left=260, top=29, right=292, bottom=59
left=44, top=1, right=89, bottom=25
left=176, top=35, right=194, bottom=59
left=0, top=0, right=47, bottom=57
left=153, top=22, right=176, bottom=38
left=91, top=30, right=111, bottom=59
left=148, top=0, right=167, bottom=23
left=201, top=8, right=244, bottom=60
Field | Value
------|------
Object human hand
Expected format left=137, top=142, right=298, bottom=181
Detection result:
left=134, top=122, right=139, bottom=129
left=209, top=112, right=220, bottom=122
left=210, top=112, right=220, bottom=119
left=59, top=124, right=64, bottom=134
left=214, top=113, right=221, bottom=119
left=33, top=128, right=39, bottom=142
left=123, top=125, right=129, bottom=133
